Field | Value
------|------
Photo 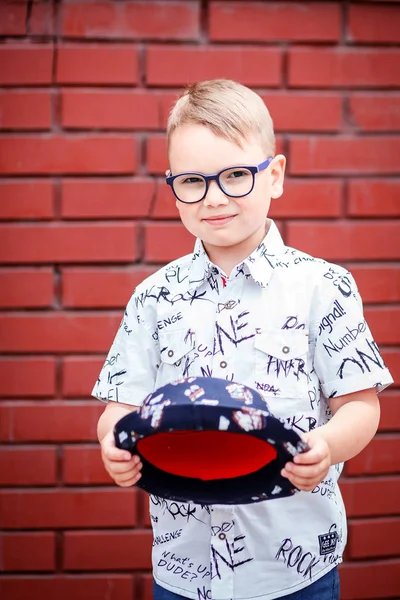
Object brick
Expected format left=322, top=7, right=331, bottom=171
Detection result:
left=144, top=223, right=195, bottom=263
left=147, top=135, right=168, bottom=174
left=348, top=4, right=400, bottom=43
left=0, top=489, right=137, bottom=529
left=63, top=445, right=112, bottom=484
left=270, top=179, right=342, bottom=219
left=288, top=48, right=400, bottom=88
left=62, top=356, right=105, bottom=397
left=0, top=268, right=53, bottom=308
left=61, top=91, right=159, bottom=130
left=260, top=93, right=342, bottom=132
left=0, top=357, right=56, bottom=397
left=346, top=436, right=400, bottom=476
left=56, top=44, right=139, bottom=85
left=61, top=267, right=156, bottom=309
left=0, top=576, right=134, bottom=600
left=210, top=2, right=340, bottom=42
left=0, top=403, right=103, bottom=443
left=0, top=532, right=55, bottom=572
left=143, top=493, right=152, bottom=528
left=379, top=392, right=400, bottom=432
left=364, top=306, right=400, bottom=345
left=348, top=518, right=400, bottom=559
left=290, top=137, right=400, bottom=175
left=340, top=476, right=400, bottom=517
left=349, top=95, right=400, bottom=132
left=136, top=488, right=151, bottom=528
left=0, top=4, right=26, bottom=35
left=0, top=447, right=57, bottom=486
left=0, top=45, right=53, bottom=86
left=29, top=2, right=55, bottom=36
left=381, top=349, right=400, bottom=387
left=61, top=179, right=154, bottom=219
left=0, top=91, right=51, bottom=130
left=64, top=530, right=152, bottom=570
left=152, top=180, right=181, bottom=219
left=0, top=180, right=53, bottom=220
left=340, top=559, right=400, bottom=599
left=348, top=179, right=400, bottom=216
left=146, top=46, right=282, bottom=87
left=348, top=265, right=400, bottom=304
left=0, top=136, right=136, bottom=175
left=0, top=313, right=121, bottom=353
left=61, top=1, right=200, bottom=41
left=142, top=574, right=153, bottom=600
left=0, top=223, right=139, bottom=263
left=286, top=221, right=400, bottom=261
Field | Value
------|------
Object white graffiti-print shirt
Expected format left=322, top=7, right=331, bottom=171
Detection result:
left=93, top=219, right=393, bottom=600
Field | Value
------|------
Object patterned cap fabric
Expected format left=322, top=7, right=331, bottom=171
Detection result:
left=114, top=377, right=309, bottom=505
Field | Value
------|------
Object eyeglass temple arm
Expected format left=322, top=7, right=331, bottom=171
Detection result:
left=257, top=157, right=273, bottom=172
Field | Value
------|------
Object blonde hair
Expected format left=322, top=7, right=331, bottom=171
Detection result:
left=166, top=79, right=276, bottom=156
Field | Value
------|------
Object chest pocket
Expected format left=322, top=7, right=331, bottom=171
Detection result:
left=254, top=330, right=310, bottom=399
left=157, top=326, right=197, bottom=385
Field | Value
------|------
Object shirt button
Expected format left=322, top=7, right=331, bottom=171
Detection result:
left=218, top=533, right=226, bottom=540
left=167, top=350, right=174, bottom=358
left=282, top=346, right=290, bottom=354
left=220, top=361, right=227, bottom=369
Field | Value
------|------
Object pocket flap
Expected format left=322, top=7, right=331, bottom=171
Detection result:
left=159, top=327, right=196, bottom=365
left=254, top=330, right=309, bottom=360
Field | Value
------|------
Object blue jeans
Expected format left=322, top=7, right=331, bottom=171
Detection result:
left=153, top=567, right=340, bottom=599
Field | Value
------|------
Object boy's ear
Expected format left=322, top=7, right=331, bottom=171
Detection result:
left=270, top=154, right=286, bottom=199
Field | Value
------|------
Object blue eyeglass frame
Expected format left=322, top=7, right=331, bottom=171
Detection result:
left=165, top=157, right=273, bottom=204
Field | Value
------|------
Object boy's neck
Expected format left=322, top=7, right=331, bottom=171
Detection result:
left=203, top=223, right=270, bottom=278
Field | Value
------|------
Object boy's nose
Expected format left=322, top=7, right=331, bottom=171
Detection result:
left=203, top=180, right=230, bottom=207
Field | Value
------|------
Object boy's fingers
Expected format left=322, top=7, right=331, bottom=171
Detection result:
left=294, top=443, right=329, bottom=465
left=116, top=472, right=142, bottom=487
left=281, top=469, right=317, bottom=490
left=117, top=467, right=143, bottom=483
left=284, top=462, right=327, bottom=479
left=105, top=460, right=141, bottom=476
left=103, top=445, right=135, bottom=462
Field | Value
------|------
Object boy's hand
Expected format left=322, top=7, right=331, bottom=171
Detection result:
left=281, top=432, right=331, bottom=492
left=101, top=429, right=143, bottom=487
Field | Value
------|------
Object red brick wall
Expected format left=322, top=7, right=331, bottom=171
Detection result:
left=0, top=1, right=399, bottom=599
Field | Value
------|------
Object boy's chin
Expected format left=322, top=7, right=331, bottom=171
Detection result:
left=202, top=235, right=251, bottom=250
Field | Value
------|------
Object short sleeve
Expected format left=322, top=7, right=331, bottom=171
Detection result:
left=91, top=294, right=159, bottom=406
left=313, top=269, right=393, bottom=399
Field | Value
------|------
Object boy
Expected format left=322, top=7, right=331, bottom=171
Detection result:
left=93, top=80, right=393, bottom=600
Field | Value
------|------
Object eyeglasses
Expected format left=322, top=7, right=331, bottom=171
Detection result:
left=165, top=158, right=273, bottom=204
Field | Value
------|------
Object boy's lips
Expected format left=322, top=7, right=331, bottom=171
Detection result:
left=202, top=214, right=237, bottom=225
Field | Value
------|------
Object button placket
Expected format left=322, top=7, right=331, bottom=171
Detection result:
left=212, top=277, right=244, bottom=378
left=210, top=507, right=235, bottom=598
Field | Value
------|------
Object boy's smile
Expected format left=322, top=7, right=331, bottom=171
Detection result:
left=202, top=213, right=237, bottom=226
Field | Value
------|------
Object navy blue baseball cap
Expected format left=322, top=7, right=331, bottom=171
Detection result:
left=114, top=377, right=309, bottom=505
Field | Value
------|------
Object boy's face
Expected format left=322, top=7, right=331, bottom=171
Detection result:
left=168, top=124, right=285, bottom=265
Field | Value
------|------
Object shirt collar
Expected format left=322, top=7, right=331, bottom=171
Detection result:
left=188, top=219, right=286, bottom=289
